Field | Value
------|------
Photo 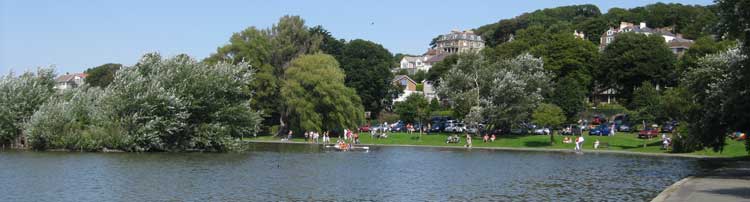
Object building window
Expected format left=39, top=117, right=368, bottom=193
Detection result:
left=400, top=79, right=407, bottom=86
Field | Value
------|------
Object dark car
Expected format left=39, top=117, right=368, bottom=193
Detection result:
left=390, top=122, right=406, bottom=132
left=589, top=124, right=612, bottom=136
left=430, top=121, right=445, bottom=133
left=660, top=122, right=676, bottom=133
left=638, top=127, right=659, bottom=139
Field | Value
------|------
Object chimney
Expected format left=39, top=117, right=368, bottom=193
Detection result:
left=640, top=22, right=647, bottom=28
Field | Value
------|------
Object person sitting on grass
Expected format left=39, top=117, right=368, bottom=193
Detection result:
left=491, top=134, right=496, bottom=142
left=563, top=136, right=572, bottom=144
left=465, top=134, right=472, bottom=148
left=594, top=139, right=600, bottom=149
left=483, top=134, right=489, bottom=142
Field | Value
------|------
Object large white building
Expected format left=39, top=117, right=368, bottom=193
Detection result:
left=395, top=29, right=484, bottom=74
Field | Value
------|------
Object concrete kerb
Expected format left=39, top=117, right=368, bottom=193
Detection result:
left=650, top=176, right=694, bottom=202
left=245, top=139, right=720, bottom=159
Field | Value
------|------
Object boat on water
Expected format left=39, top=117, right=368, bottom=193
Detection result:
left=326, top=143, right=369, bottom=151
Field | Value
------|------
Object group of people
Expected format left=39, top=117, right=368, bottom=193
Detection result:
left=482, top=134, right=497, bottom=142
left=303, top=131, right=332, bottom=144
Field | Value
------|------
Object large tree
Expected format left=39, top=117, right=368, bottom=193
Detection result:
left=281, top=54, right=364, bottom=133
left=550, top=75, right=588, bottom=121
left=0, top=68, right=56, bottom=146
left=84, top=63, right=122, bottom=87
left=438, top=53, right=551, bottom=130
left=715, top=0, right=750, bottom=140
left=532, top=103, right=565, bottom=144
left=337, top=39, right=394, bottom=116
left=682, top=47, right=747, bottom=152
left=596, top=32, right=676, bottom=106
left=205, top=15, right=322, bottom=135
left=394, top=93, right=430, bottom=124
left=531, top=33, right=598, bottom=84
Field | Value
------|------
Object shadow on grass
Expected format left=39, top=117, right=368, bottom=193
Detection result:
left=611, top=140, right=662, bottom=150
left=524, top=141, right=552, bottom=147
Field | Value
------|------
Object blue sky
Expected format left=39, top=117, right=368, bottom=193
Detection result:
left=1, top=0, right=713, bottom=75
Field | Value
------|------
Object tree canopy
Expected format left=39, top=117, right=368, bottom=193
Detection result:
left=84, top=63, right=122, bottom=87
left=337, top=39, right=394, bottom=116
left=281, top=54, right=364, bottom=133
left=596, top=32, right=676, bottom=106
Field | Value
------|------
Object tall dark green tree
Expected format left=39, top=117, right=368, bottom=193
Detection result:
left=550, top=75, right=587, bottom=121
left=337, top=39, right=393, bottom=116
left=84, top=63, right=122, bottom=87
left=596, top=32, right=676, bottom=106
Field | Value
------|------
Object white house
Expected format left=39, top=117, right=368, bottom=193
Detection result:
left=54, top=73, right=87, bottom=90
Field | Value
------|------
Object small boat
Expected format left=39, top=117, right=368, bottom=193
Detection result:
left=326, top=144, right=369, bottom=151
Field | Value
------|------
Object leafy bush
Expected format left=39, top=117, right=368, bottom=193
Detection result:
left=24, top=53, right=263, bottom=152
left=0, top=68, right=56, bottom=145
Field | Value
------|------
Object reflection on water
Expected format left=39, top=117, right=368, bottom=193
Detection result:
left=0, top=143, right=711, bottom=201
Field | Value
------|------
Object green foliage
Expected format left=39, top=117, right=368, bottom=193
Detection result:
left=475, top=4, right=602, bottom=47
left=0, top=68, right=56, bottom=145
left=532, top=103, right=565, bottom=128
left=531, top=33, right=598, bottom=84
left=84, top=63, right=122, bottom=87
left=682, top=47, right=747, bottom=152
left=597, top=32, right=676, bottom=106
left=629, top=81, right=660, bottom=124
left=337, top=39, right=394, bottom=116
left=394, top=94, right=430, bottom=124
left=281, top=54, right=364, bottom=132
left=415, top=83, right=424, bottom=91
left=411, top=70, right=427, bottom=83
left=25, top=53, right=262, bottom=151
left=677, top=37, right=736, bottom=74
left=426, top=54, right=458, bottom=82
left=476, top=3, right=718, bottom=48
left=551, top=75, right=587, bottom=122
left=438, top=53, right=551, bottom=129
left=205, top=15, right=323, bottom=135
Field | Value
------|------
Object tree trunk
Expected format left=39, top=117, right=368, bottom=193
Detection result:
left=550, top=130, right=555, bottom=145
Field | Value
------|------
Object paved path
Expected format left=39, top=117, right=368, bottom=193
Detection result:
left=652, top=161, right=750, bottom=202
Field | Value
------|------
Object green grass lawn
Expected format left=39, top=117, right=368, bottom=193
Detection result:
left=248, top=132, right=749, bottom=158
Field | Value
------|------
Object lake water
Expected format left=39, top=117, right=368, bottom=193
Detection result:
left=0, top=143, right=716, bottom=202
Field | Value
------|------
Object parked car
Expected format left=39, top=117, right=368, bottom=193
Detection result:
left=430, top=121, right=445, bottom=133
left=617, top=124, right=632, bottom=132
left=589, top=124, right=612, bottom=136
left=561, top=124, right=582, bottom=136
left=359, top=125, right=371, bottom=132
left=467, top=124, right=485, bottom=134
left=660, top=122, right=676, bottom=133
left=532, top=127, right=550, bottom=135
left=446, top=123, right=466, bottom=133
left=638, top=127, right=659, bottom=139
left=390, top=122, right=406, bottom=132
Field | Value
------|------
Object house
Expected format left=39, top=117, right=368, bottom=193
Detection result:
left=54, top=73, right=87, bottom=90
left=434, top=29, right=485, bottom=54
left=392, top=75, right=418, bottom=102
left=399, top=55, right=431, bottom=74
left=393, top=29, right=485, bottom=73
left=599, top=22, right=694, bottom=54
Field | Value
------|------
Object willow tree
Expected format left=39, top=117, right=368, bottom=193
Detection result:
left=281, top=54, right=364, bottom=133
left=0, top=68, right=56, bottom=146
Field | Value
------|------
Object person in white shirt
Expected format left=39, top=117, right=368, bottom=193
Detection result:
left=575, top=135, right=585, bottom=152
left=594, top=139, right=600, bottom=149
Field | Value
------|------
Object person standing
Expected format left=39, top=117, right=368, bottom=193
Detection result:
left=465, top=134, right=472, bottom=148
left=575, top=135, right=585, bottom=152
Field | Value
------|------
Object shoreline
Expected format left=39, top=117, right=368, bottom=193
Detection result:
left=245, top=139, right=722, bottom=159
